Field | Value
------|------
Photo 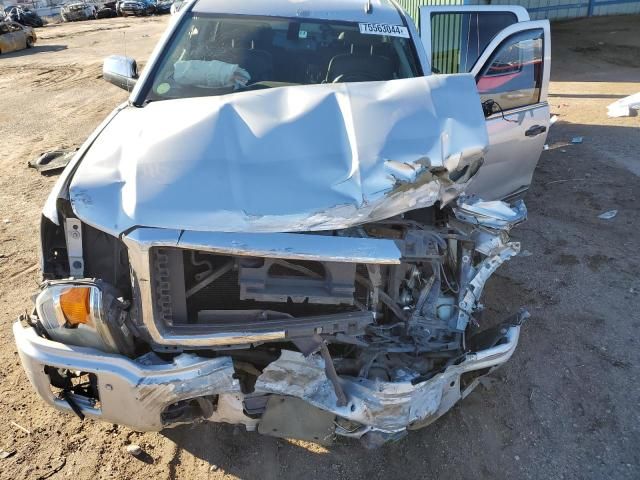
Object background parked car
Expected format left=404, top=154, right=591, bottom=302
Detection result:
left=154, top=0, right=173, bottom=14
left=4, top=6, right=43, bottom=27
left=119, top=0, right=154, bottom=16
left=61, top=1, right=97, bottom=22
left=96, top=6, right=118, bottom=18
left=0, top=20, right=36, bottom=54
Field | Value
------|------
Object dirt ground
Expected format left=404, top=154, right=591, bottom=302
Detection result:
left=0, top=14, right=639, bottom=480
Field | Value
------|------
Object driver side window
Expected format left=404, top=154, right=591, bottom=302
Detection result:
left=430, top=12, right=517, bottom=74
left=476, top=29, right=543, bottom=111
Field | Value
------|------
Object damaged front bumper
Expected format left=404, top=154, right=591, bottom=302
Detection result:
left=14, top=316, right=524, bottom=437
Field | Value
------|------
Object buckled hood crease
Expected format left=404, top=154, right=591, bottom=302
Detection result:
left=68, top=74, right=489, bottom=235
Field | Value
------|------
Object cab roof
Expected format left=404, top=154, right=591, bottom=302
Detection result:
left=192, top=0, right=405, bottom=24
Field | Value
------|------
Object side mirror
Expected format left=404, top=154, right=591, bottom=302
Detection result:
left=103, top=55, right=138, bottom=91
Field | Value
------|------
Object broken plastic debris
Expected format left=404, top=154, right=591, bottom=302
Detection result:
left=0, top=449, right=16, bottom=459
left=543, top=144, right=549, bottom=150
left=28, top=150, right=76, bottom=175
left=607, top=92, right=640, bottom=118
left=549, top=115, right=558, bottom=125
left=597, top=210, right=618, bottom=220
left=125, top=444, right=143, bottom=456
left=571, top=136, right=583, bottom=144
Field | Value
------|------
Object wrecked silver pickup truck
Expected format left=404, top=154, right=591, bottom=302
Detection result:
left=14, top=0, right=550, bottom=447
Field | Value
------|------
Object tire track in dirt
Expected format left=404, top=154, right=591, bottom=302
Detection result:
left=38, top=23, right=131, bottom=40
left=1, top=64, right=103, bottom=90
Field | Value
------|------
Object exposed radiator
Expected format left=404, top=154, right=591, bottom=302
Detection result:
left=151, top=247, right=368, bottom=326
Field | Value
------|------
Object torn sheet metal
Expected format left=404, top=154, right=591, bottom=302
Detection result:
left=68, top=75, right=488, bottom=236
left=453, top=197, right=527, bottom=230
left=254, top=350, right=443, bottom=432
left=453, top=240, right=520, bottom=331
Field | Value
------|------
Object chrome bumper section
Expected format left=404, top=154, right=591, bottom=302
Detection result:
left=14, top=320, right=521, bottom=433
left=13, top=322, right=239, bottom=431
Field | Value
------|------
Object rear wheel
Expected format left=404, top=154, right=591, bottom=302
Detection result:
left=26, top=36, right=34, bottom=48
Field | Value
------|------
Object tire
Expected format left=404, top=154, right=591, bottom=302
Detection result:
left=26, top=36, right=34, bottom=48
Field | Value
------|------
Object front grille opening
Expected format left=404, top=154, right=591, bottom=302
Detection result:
left=152, top=248, right=368, bottom=326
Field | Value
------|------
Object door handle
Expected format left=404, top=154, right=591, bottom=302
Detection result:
left=525, top=125, right=547, bottom=137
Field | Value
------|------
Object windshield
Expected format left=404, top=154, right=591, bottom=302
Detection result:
left=144, top=14, right=421, bottom=103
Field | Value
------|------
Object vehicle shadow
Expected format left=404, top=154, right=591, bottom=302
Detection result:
left=159, top=403, right=475, bottom=479
left=161, top=421, right=359, bottom=477
left=1, top=44, right=67, bottom=57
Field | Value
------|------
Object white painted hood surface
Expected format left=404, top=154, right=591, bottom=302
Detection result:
left=69, top=75, right=488, bottom=235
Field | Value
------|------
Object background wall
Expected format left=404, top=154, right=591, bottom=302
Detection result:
left=396, top=0, right=640, bottom=21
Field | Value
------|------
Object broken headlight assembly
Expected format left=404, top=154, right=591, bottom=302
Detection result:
left=34, top=280, right=134, bottom=355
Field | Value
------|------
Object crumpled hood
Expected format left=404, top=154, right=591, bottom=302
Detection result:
left=69, top=75, right=488, bottom=235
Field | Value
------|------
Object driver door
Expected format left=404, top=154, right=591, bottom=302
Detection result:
left=419, top=6, right=551, bottom=200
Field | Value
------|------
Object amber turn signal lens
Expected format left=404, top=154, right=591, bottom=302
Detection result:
left=59, top=287, right=91, bottom=326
